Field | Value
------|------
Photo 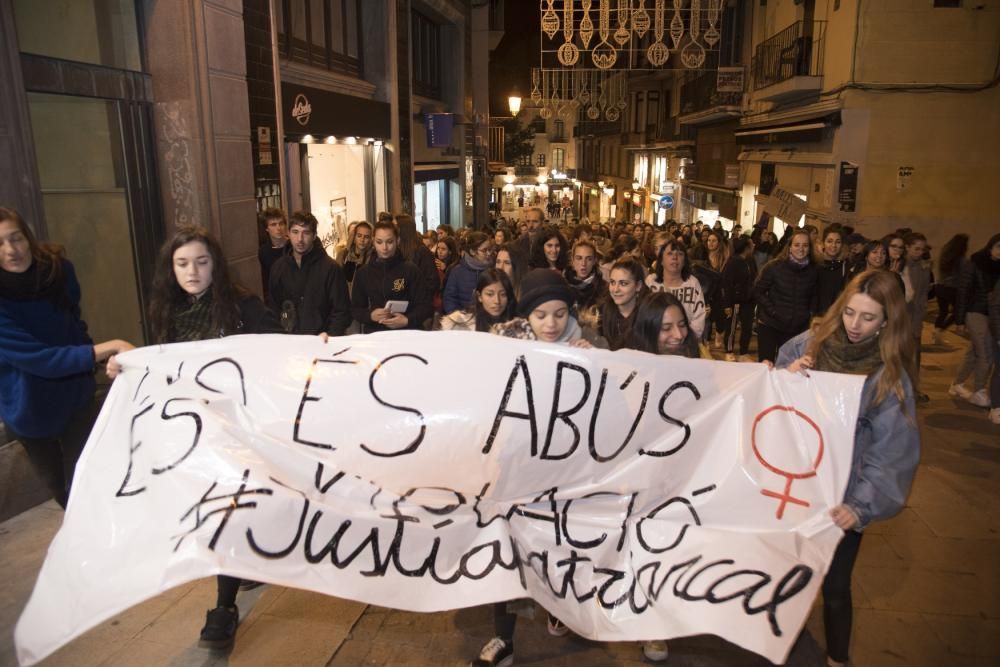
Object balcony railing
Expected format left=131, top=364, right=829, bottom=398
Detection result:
left=488, top=125, right=505, bottom=164
left=680, top=70, right=743, bottom=115
left=751, top=20, right=826, bottom=91
left=656, top=122, right=696, bottom=143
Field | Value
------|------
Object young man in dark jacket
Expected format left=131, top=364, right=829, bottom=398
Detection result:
left=268, top=211, right=352, bottom=335
left=351, top=219, right=433, bottom=333
left=564, top=239, right=606, bottom=310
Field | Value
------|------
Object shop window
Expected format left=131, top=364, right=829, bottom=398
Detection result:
left=552, top=148, right=564, bottom=171
left=412, top=10, right=443, bottom=99
left=14, top=0, right=142, bottom=71
left=536, top=153, right=546, bottom=167
left=279, top=0, right=363, bottom=77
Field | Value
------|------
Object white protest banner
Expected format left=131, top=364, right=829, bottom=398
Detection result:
left=15, top=332, right=864, bottom=665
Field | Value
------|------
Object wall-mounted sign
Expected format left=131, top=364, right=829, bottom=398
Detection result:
left=427, top=113, right=454, bottom=147
left=257, top=126, right=272, bottom=166
left=896, top=166, right=913, bottom=192
left=717, top=67, right=745, bottom=93
left=659, top=194, right=675, bottom=209
left=291, top=94, right=312, bottom=126
left=837, top=162, right=858, bottom=213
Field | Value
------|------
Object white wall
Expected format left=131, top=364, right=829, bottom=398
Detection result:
left=306, top=143, right=368, bottom=255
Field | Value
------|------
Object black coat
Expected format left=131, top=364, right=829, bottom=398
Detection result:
left=232, top=295, right=283, bottom=335
left=351, top=253, right=433, bottom=333
left=565, top=267, right=606, bottom=310
left=721, top=255, right=757, bottom=308
left=816, top=258, right=848, bottom=314
left=267, top=243, right=352, bottom=335
left=956, top=248, right=1000, bottom=325
left=752, top=258, right=818, bottom=334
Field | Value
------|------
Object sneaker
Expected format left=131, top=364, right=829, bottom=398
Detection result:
left=642, top=639, right=669, bottom=662
left=968, top=390, right=990, bottom=408
left=546, top=613, right=569, bottom=637
left=949, top=384, right=972, bottom=400
left=724, top=353, right=737, bottom=362
left=989, top=408, right=1000, bottom=425
left=470, top=637, right=513, bottom=667
left=199, top=605, right=238, bottom=649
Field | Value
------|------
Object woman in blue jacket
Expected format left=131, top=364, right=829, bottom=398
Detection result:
left=0, top=207, right=134, bottom=508
left=442, top=231, right=493, bottom=314
left=776, top=269, right=920, bottom=667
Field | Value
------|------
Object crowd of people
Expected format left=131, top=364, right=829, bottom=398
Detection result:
left=2, top=200, right=998, bottom=666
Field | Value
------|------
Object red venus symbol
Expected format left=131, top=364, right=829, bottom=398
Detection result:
left=750, top=405, right=825, bottom=520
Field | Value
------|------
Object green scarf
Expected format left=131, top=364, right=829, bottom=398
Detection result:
left=813, top=326, right=884, bottom=376
left=171, top=292, right=215, bottom=342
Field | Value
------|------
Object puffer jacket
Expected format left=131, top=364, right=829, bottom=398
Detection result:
left=777, top=330, right=920, bottom=530
left=753, top=258, right=818, bottom=333
left=443, top=255, right=486, bottom=314
left=956, top=248, right=1000, bottom=325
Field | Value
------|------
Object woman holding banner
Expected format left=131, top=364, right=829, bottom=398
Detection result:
left=471, top=269, right=592, bottom=667
left=114, top=225, right=282, bottom=650
left=0, top=207, right=134, bottom=509
left=776, top=269, right=920, bottom=667
left=624, top=290, right=708, bottom=663
left=439, top=268, right=516, bottom=332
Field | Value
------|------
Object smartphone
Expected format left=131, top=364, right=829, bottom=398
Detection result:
left=384, top=300, right=409, bottom=314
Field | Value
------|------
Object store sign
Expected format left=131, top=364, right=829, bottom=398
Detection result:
left=291, top=94, right=312, bottom=126
left=838, top=162, right=858, bottom=213
left=427, top=113, right=455, bottom=148
left=725, top=164, right=739, bottom=189
left=15, top=333, right=862, bottom=666
left=755, top=185, right=808, bottom=223
left=257, top=126, right=272, bottom=166
left=717, top=67, right=745, bottom=93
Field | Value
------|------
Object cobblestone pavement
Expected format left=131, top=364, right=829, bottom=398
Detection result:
left=1, top=325, right=997, bottom=667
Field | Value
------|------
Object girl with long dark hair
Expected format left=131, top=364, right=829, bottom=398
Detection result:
left=777, top=269, right=920, bottom=667
left=529, top=226, right=568, bottom=271
left=598, top=257, right=646, bottom=351
left=439, top=268, right=515, bottom=332
left=122, top=225, right=281, bottom=650
left=0, top=207, right=134, bottom=508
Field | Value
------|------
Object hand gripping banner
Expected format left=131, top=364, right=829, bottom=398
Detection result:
left=15, top=331, right=865, bottom=665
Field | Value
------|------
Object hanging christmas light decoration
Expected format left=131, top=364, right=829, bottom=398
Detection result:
left=539, top=0, right=723, bottom=72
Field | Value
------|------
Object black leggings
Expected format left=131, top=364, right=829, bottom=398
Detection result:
left=725, top=303, right=756, bottom=355
left=493, top=602, right=517, bottom=641
left=933, top=285, right=957, bottom=330
left=11, top=394, right=104, bottom=509
left=823, top=530, right=864, bottom=663
left=756, top=323, right=796, bottom=364
left=217, top=575, right=241, bottom=608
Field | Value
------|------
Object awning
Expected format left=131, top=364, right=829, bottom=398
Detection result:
left=282, top=82, right=391, bottom=140
left=735, top=111, right=840, bottom=145
left=414, top=163, right=459, bottom=183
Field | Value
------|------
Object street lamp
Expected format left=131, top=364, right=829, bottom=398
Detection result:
left=508, top=87, right=522, bottom=116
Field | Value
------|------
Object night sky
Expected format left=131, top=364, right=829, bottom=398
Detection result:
left=488, top=1, right=540, bottom=116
